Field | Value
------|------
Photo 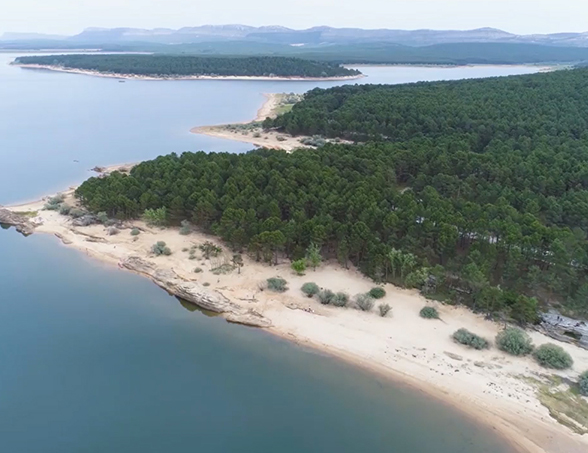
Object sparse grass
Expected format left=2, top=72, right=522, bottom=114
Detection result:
left=13, top=210, right=38, bottom=217
left=519, top=375, right=588, bottom=435
left=211, top=264, right=235, bottom=275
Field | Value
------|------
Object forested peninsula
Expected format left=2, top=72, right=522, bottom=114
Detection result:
left=12, top=54, right=362, bottom=79
left=75, top=68, right=588, bottom=322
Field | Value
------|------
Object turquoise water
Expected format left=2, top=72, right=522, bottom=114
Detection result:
left=0, top=54, right=537, bottom=452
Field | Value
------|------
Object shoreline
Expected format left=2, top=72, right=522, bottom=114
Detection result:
left=12, top=63, right=366, bottom=82
left=4, top=175, right=588, bottom=453
left=191, top=93, right=317, bottom=152
left=3, top=96, right=588, bottom=453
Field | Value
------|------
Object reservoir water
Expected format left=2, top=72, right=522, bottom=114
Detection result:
left=0, top=53, right=539, bottom=452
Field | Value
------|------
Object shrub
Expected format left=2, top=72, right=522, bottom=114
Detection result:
left=200, top=241, right=222, bottom=259
left=291, top=259, right=307, bottom=275
left=203, top=282, right=210, bottom=287
left=452, top=328, right=489, bottom=350
left=369, top=287, right=386, bottom=299
left=355, top=293, right=375, bottom=312
left=420, top=306, right=439, bottom=319
left=182, top=247, right=189, bottom=252
left=106, top=227, right=119, bottom=236
left=579, top=371, right=588, bottom=396
left=318, top=289, right=335, bottom=305
left=194, top=267, right=203, bottom=273
left=267, top=277, right=288, bottom=293
left=179, top=220, right=191, bottom=235
left=130, top=228, right=140, bottom=236
left=96, top=212, right=109, bottom=224
left=45, top=194, right=65, bottom=210
left=253, top=132, right=261, bottom=138
left=44, top=202, right=61, bottom=211
left=496, top=328, right=534, bottom=356
left=143, top=207, right=167, bottom=226
left=379, top=303, right=392, bottom=317
left=152, top=241, right=172, bottom=256
left=533, top=343, right=574, bottom=370
left=301, top=282, right=319, bottom=297
left=332, top=292, right=349, bottom=307
left=69, top=208, right=86, bottom=219
left=58, top=204, right=71, bottom=215
left=276, top=135, right=287, bottom=142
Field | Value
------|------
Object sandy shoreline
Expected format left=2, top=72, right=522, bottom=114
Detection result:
left=6, top=176, right=588, bottom=453
left=13, top=63, right=365, bottom=82
left=191, top=93, right=322, bottom=151
left=4, top=96, right=588, bottom=453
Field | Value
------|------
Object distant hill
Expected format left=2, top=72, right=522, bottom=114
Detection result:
left=3, top=25, right=588, bottom=47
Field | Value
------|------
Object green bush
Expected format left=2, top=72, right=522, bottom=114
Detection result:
left=194, top=267, right=203, bottom=273
left=45, top=194, right=65, bottom=210
left=130, top=228, right=140, bottom=236
left=420, top=306, right=439, bottom=319
left=291, top=259, right=307, bottom=275
left=579, top=371, right=588, bottom=396
left=369, top=287, right=386, bottom=299
left=58, top=204, right=71, bottom=215
left=152, top=241, right=172, bottom=256
left=533, top=343, right=574, bottom=370
left=355, top=293, right=374, bottom=311
left=318, top=289, right=335, bottom=305
left=179, top=220, right=191, bottom=235
left=96, top=212, right=109, bottom=224
left=452, top=328, right=489, bottom=350
left=496, top=328, right=534, bottom=356
left=267, top=277, right=288, bottom=293
left=301, top=282, right=319, bottom=297
left=332, top=292, right=349, bottom=307
left=69, top=208, right=86, bottom=219
left=143, top=207, right=167, bottom=226
left=378, top=303, right=391, bottom=317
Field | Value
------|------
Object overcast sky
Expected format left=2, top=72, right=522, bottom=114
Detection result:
left=1, top=0, right=586, bottom=35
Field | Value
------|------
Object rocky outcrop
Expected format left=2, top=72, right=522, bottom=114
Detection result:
left=122, top=256, right=272, bottom=328
left=0, top=207, right=35, bottom=235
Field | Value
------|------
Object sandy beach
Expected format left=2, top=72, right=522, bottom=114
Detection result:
left=5, top=94, right=588, bottom=453
left=12, top=63, right=365, bottom=82
left=191, top=93, right=344, bottom=151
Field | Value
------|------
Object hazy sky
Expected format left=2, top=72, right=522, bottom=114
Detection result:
left=1, top=0, right=586, bottom=35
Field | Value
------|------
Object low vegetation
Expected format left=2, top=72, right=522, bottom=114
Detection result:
left=452, top=328, right=489, bottom=350
left=179, top=220, right=191, bottom=235
left=318, top=289, right=335, bottom=305
left=130, top=228, right=140, bottom=236
left=378, top=303, right=391, bottom=317
left=580, top=372, right=588, bottom=396
left=267, top=277, right=288, bottom=293
left=301, top=282, right=320, bottom=297
left=355, top=293, right=375, bottom=312
left=291, top=259, right=307, bottom=275
left=143, top=207, right=167, bottom=226
left=369, top=287, right=386, bottom=299
left=332, top=292, right=349, bottom=307
left=151, top=241, right=172, bottom=256
left=533, top=343, right=574, bottom=370
left=496, top=327, right=534, bottom=356
left=419, top=306, right=439, bottom=319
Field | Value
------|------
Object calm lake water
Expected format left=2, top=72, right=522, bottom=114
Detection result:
left=0, top=53, right=538, bottom=452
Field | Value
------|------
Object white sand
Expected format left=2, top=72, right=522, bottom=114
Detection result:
left=9, top=187, right=588, bottom=453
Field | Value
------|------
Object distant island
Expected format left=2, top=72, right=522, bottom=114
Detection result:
left=12, top=54, right=363, bottom=80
